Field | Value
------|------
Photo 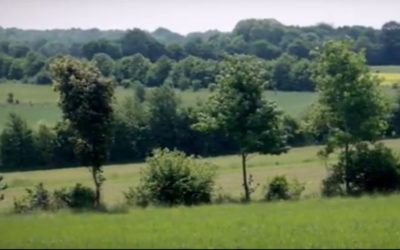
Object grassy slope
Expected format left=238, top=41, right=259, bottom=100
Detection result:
left=2, top=138, right=400, bottom=211
left=1, top=195, right=400, bottom=248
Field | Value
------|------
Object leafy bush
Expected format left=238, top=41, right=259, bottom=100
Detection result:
left=321, top=165, right=345, bottom=197
left=322, top=142, right=400, bottom=196
left=6, top=92, right=14, bottom=104
left=53, top=183, right=96, bottom=209
left=265, top=175, right=305, bottom=201
left=13, top=183, right=51, bottom=213
left=125, top=148, right=216, bottom=207
left=13, top=183, right=96, bottom=213
left=123, top=186, right=150, bottom=208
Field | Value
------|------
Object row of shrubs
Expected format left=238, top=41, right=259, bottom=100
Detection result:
left=10, top=148, right=305, bottom=213
left=9, top=141, right=400, bottom=213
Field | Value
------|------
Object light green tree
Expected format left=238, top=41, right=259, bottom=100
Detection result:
left=311, top=40, right=389, bottom=193
left=194, top=55, right=288, bottom=201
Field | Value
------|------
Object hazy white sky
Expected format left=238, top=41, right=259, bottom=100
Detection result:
left=0, top=0, right=398, bottom=34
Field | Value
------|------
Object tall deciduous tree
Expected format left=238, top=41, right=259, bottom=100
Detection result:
left=50, top=56, right=115, bottom=207
left=312, top=40, right=389, bottom=193
left=194, top=55, right=287, bottom=201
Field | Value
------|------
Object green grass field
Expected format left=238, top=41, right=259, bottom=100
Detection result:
left=1, top=140, right=400, bottom=248
left=0, top=81, right=397, bottom=131
left=2, top=138, right=400, bottom=212
left=370, top=65, right=400, bottom=86
left=1, top=195, right=400, bottom=248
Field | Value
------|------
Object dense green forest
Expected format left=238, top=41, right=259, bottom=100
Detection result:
left=1, top=19, right=400, bottom=91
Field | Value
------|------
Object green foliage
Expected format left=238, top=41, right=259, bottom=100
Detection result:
left=312, top=40, right=389, bottom=147
left=0, top=113, right=37, bottom=169
left=6, top=92, right=14, bottom=104
left=312, top=40, right=390, bottom=193
left=133, top=82, right=146, bottom=102
left=120, top=29, right=166, bottom=61
left=321, top=165, right=346, bottom=197
left=146, top=56, right=173, bottom=87
left=14, top=183, right=96, bottom=212
left=34, top=124, right=56, bottom=166
left=387, top=92, right=400, bottom=137
left=34, top=70, right=52, bottom=85
left=147, top=85, right=181, bottom=149
left=53, top=184, right=96, bottom=209
left=195, top=55, right=288, bottom=201
left=322, top=142, right=400, bottom=196
left=115, top=54, right=151, bottom=84
left=167, top=56, right=217, bottom=90
left=91, top=53, right=115, bottom=77
left=195, top=55, right=287, bottom=154
left=50, top=56, right=115, bottom=207
left=82, top=39, right=121, bottom=59
left=265, top=175, right=305, bottom=201
left=8, top=59, right=24, bottom=80
left=13, top=183, right=51, bottom=213
left=110, top=96, right=150, bottom=162
left=126, top=148, right=216, bottom=206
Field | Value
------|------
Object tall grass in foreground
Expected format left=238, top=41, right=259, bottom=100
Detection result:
left=1, top=195, right=400, bottom=248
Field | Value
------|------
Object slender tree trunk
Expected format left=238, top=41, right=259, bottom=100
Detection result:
left=344, top=142, right=350, bottom=194
left=91, top=167, right=101, bottom=208
left=241, top=152, right=250, bottom=202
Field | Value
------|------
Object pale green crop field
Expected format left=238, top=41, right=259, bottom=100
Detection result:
left=0, top=82, right=397, bottom=131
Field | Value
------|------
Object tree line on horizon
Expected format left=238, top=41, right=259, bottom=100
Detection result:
left=0, top=19, right=400, bottom=91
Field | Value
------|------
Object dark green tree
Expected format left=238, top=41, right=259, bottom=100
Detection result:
left=91, top=53, right=115, bottom=77
left=0, top=113, right=37, bottom=169
left=34, top=124, right=56, bottom=166
left=147, top=85, right=181, bottom=150
left=146, top=56, right=174, bottom=87
left=51, top=56, right=115, bottom=207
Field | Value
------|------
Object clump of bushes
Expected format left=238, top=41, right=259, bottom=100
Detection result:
left=13, top=183, right=51, bottom=213
left=124, top=148, right=216, bottom=207
left=264, top=175, right=305, bottom=201
left=322, top=142, right=400, bottom=197
left=13, top=183, right=96, bottom=213
left=53, top=183, right=96, bottom=210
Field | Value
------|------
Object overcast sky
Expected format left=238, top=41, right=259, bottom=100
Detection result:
left=0, top=0, right=398, bottom=34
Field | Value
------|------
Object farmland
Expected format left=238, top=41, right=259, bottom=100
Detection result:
left=1, top=195, right=400, bottom=248
left=2, top=138, right=400, bottom=212
left=1, top=139, right=400, bottom=248
left=0, top=80, right=398, bottom=131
